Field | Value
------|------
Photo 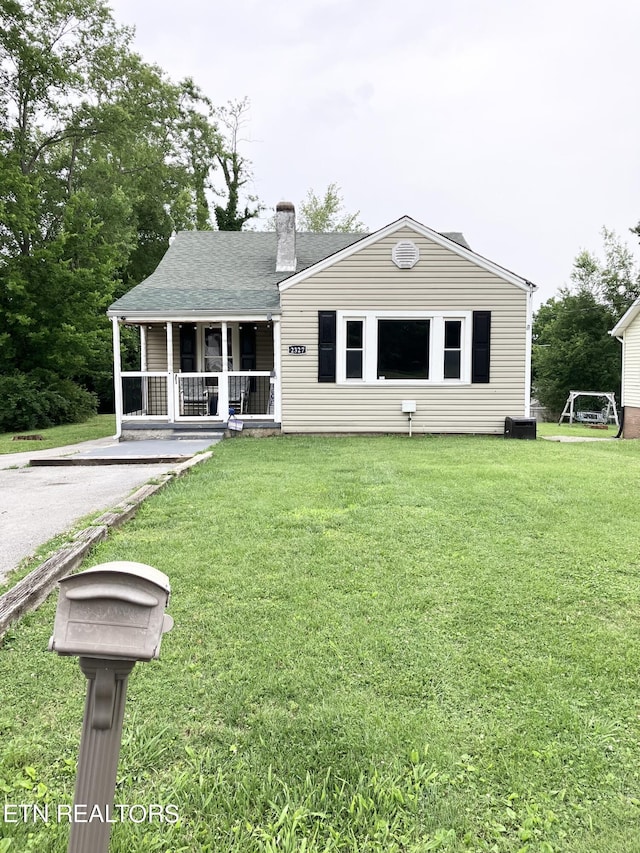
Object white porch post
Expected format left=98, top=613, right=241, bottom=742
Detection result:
left=140, top=325, right=147, bottom=371
left=139, top=325, right=148, bottom=418
left=273, top=317, right=282, bottom=423
left=111, top=317, right=122, bottom=438
left=220, top=321, right=229, bottom=418
left=166, top=322, right=175, bottom=421
left=221, top=321, right=229, bottom=368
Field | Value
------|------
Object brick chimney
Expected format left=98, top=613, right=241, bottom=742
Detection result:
left=275, top=201, right=296, bottom=272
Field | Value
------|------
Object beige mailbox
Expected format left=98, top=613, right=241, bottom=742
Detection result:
left=49, top=562, right=174, bottom=853
left=49, top=561, right=173, bottom=661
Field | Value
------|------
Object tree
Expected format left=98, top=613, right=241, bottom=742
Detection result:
left=298, top=183, right=366, bottom=232
left=0, top=0, right=259, bottom=426
left=0, top=0, right=139, bottom=421
left=571, top=228, right=640, bottom=317
left=532, top=229, right=639, bottom=416
left=532, top=291, right=620, bottom=415
left=213, top=98, right=262, bottom=231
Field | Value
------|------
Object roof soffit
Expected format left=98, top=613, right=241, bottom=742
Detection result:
left=610, top=296, right=640, bottom=336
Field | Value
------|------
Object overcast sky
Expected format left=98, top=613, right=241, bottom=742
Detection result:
left=108, top=0, right=640, bottom=307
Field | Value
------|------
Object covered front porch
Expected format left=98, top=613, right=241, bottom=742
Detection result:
left=111, top=316, right=281, bottom=431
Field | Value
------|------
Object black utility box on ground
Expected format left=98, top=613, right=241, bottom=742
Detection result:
left=504, top=417, right=537, bottom=439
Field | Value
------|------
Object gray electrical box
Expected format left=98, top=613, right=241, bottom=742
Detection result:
left=49, top=561, right=173, bottom=661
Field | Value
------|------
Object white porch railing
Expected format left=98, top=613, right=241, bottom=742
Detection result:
left=120, top=371, right=275, bottom=421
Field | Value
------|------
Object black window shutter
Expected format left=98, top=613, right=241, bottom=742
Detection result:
left=318, top=311, right=337, bottom=382
left=472, top=311, right=491, bottom=383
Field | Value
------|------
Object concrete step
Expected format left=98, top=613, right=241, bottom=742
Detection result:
left=120, top=429, right=225, bottom=442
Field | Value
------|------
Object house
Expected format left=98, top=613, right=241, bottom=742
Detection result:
left=107, top=203, right=536, bottom=436
left=610, top=296, right=640, bottom=438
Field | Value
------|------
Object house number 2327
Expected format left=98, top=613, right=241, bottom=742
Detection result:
left=288, top=346, right=307, bottom=355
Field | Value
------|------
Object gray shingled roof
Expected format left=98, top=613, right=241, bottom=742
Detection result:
left=108, top=231, right=364, bottom=315
left=108, top=229, right=471, bottom=316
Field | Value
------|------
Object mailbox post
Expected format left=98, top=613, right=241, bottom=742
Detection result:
left=49, top=561, right=173, bottom=853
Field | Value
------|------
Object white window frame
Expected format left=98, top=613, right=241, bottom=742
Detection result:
left=337, top=311, right=472, bottom=384
left=443, top=318, right=463, bottom=380
left=344, top=317, right=366, bottom=381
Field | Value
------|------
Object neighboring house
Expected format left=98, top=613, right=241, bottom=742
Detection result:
left=610, top=297, right=640, bottom=438
left=107, top=203, right=536, bottom=436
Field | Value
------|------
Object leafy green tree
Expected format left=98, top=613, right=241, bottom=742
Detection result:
left=571, top=228, right=640, bottom=317
left=298, top=183, right=366, bottom=232
left=0, top=0, right=135, bottom=418
left=532, top=230, right=638, bottom=416
left=0, top=0, right=258, bottom=426
left=532, top=291, right=620, bottom=415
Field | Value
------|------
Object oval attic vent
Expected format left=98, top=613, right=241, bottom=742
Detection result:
left=392, top=240, right=419, bottom=269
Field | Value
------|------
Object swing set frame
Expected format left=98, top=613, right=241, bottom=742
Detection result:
left=558, top=391, right=619, bottom=426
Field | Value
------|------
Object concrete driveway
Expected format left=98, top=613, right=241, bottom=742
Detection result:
left=0, top=437, right=218, bottom=583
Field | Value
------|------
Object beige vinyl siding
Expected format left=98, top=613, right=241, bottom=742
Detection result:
left=255, top=324, right=274, bottom=371
left=623, top=318, right=640, bottom=407
left=173, top=332, right=180, bottom=369
left=280, top=228, right=528, bottom=433
left=146, top=326, right=168, bottom=370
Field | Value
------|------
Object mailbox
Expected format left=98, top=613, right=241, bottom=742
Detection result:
left=49, top=561, right=173, bottom=661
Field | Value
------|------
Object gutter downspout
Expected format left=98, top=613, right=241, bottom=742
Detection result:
left=615, top=334, right=624, bottom=438
left=524, top=282, right=535, bottom=417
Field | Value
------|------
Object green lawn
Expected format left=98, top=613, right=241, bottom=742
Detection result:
left=0, top=415, right=116, bottom=455
left=0, top=417, right=615, bottom=457
left=1, top=435, right=639, bottom=852
left=536, top=421, right=619, bottom=439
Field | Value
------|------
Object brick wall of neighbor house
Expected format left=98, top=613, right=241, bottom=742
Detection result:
left=279, top=227, right=530, bottom=434
left=623, top=406, right=640, bottom=438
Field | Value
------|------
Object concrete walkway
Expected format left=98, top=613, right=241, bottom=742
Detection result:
left=0, top=435, right=220, bottom=468
left=0, top=436, right=220, bottom=583
left=541, top=435, right=617, bottom=443
left=0, top=436, right=117, bottom=471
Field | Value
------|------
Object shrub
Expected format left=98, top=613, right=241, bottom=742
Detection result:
left=0, top=372, right=97, bottom=432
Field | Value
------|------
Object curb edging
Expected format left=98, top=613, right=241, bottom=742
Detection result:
left=0, top=451, right=214, bottom=640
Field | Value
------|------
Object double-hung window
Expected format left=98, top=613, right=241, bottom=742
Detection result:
left=338, top=312, right=470, bottom=383
left=443, top=320, right=462, bottom=380
left=345, top=320, right=364, bottom=379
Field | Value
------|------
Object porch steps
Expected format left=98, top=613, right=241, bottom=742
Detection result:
left=157, top=431, right=225, bottom=442
left=120, top=422, right=281, bottom=441
left=120, top=424, right=226, bottom=442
